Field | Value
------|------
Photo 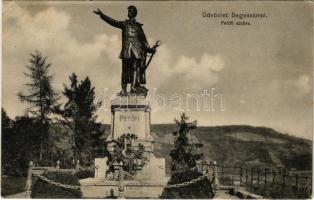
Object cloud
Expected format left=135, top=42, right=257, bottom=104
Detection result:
left=239, top=99, right=246, bottom=104
left=148, top=45, right=225, bottom=91
left=3, top=2, right=121, bottom=76
left=284, top=75, right=311, bottom=98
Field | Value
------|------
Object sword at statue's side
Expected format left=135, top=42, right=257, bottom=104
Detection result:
left=145, top=40, right=161, bottom=70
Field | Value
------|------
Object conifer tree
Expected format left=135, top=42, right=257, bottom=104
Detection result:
left=18, top=51, right=59, bottom=124
left=2, top=109, right=13, bottom=174
left=161, top=113, right=214, bottom=199
left=62, top=73, right=102, bottom=164
left=17, top=51, right=59, bottom=162
left=170, top=113, right=203, bottom=172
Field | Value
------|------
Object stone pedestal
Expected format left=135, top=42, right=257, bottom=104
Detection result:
left=109, top=95, right=151, bottom=140
left=107, top=95, right=156, bottom=167
left=80, top=179, right=167, bottom=198
left=94, top=158, right=108, bottom=179
left=136, top=155, right=166, bottom=181
left=83, top=95, right=168, bottom=198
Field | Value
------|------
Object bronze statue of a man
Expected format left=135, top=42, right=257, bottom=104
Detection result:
left=94, top=6, right=156, bottom=96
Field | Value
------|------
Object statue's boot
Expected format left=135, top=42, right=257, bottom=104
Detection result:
left=119, top=88, right=127, bottom=96
left=140, top=85, right=148, bottom=92
left=130, top=84, right=138, bottom=93
left=130, top=87, right=135, bottom=93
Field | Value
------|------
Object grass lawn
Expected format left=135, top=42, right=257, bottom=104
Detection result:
left=1, top=176, right=27, bottom=196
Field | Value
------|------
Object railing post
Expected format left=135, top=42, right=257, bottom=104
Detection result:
left=213, top=161, right=219, bottom=191
left=76, top=160, right=80, bottom=171
left=272, top=168, right=276, bottom=183
left=245, top=168, right=248, bottom=186
left=239, top=166, right=243, bottom=184
left=118, top=162, right=124, bottom=198
left=25, top=161, right=33, bottom=198
left=295, top=174, right=299, bottom=192
left=257, top=167, right=260, bottom=185
left=72, top=158, right=75, bottom=169
left=282, top=168, right=286, bottom=189
left=56, top=160, right=60, bottom=169
left=250, top=167, right=254, bottom=192
left=264, top=167, right=267, bottom=185
left=231, top=167, right=234, bottom=186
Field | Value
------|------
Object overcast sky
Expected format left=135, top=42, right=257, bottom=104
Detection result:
left=2, top=1, right=313, bottom=139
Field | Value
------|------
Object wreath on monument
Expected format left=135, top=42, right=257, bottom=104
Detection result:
left=107, top=133, right=147, bottom=179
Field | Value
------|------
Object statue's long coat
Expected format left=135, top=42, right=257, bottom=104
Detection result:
left=100, top=14, right=150, bottom=84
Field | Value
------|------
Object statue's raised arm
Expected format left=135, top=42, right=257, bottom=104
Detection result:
left=93, top=9, right=123, bottom=29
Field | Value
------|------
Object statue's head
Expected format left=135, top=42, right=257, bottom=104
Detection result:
left=128, top=5, right=137, bottom=19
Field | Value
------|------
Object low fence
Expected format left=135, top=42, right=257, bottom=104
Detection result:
left=24, top=160, right=83, bottom=198
left=215, top=165, right=312, bottom=198
left=25, top=160, right=216, bottom=198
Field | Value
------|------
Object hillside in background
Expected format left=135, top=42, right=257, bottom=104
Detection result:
left=148, top=124, right=312, bottom=174
left=78, top=124, right=312, bottom=173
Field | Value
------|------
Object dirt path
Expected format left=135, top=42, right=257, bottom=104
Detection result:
left=4, top=191, right=27, bottom=198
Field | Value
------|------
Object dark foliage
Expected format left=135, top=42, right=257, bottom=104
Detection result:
left=1, top=176, right=27, bottom=196
left=251, top=182, right=311, bottom=199
left=170, top=113, right=202, bottom=172
left=162, top=113, right=213, bottom=199
left=60, top=73, right=103, bottom=165
left=1, top=109, right=14, bottom=175
left=1, top=112, right=43, bottom=176
left=160, top=170, right=214, bottom=199
left=31, top=172, right=82, bottom=198
left=74, top=169, right=94, bottom=179
left=278, top=151, right=312, bottom=171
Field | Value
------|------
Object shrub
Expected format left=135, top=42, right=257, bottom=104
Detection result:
left=228, top=188, right=235, bottom=195
left=31, top=172, right=82, bottom=198
left=160, top=170, right=214, bottom=199
left=74, top=169, right=94, bottom=179
left=235, top=191, right=245, bottom=198
left=251, top=182, right=311, bottom=199
left=1, top=176, right=27, bottom=196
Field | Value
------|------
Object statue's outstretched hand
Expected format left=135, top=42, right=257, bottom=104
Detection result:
left=93, top=9, right=104, bottom=16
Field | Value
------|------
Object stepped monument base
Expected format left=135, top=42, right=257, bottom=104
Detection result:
left=80, top=95, right=168, bottom=198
